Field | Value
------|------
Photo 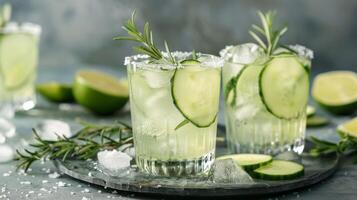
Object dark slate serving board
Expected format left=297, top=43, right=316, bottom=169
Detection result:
left=54, top=126, right=339, bottom=197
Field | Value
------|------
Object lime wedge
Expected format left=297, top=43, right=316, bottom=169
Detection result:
left=37, top=82, right=74, bottom=103
left=0, top=33, right=38, bottom=90
left=312, top=71, right=357, bottom=115
left=306, top=105, right=316, bottom=117
left=306, top=116, right=329, bottom=127
left=73, top=70, right=129, bottom=115
left=338, top=118, right=357, bottom=138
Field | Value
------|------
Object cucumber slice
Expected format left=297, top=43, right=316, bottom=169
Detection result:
left=306, top=116, right=329, bottom=127
left=252, top=160, right=304, bottom=180
left=259, top=56, right=309, bottom=119
left=306, top=105, right=316, bottom=117
left=217, top=154, right=272, bottom=171
left=171, top=62, right=221, bottom=127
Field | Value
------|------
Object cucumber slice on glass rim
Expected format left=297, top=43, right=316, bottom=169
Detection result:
left=172, top=60, right=220, bottom=128
left=252, top=160, right=304, bottom=180
left=217, top=154, right=272, bottom=171
left=259, top=56, right=309, bottom=119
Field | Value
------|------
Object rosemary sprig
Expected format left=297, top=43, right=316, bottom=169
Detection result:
left=309, top=133, right=357, bottom=160
left=114, top=11, right=177, bottom=64
left=249, top=10, right=288, bottom=55
left=16, top=121, right=133, bottom=172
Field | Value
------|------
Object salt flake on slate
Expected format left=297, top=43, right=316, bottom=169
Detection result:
left=97, top=150, right=132, bottom=171
left=36, top=120, right=72, bottom=141
left=48, top=172, right=60, bottom=179
left=0, top=144, right=14, bottom=163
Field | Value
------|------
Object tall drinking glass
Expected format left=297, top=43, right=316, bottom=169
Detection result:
left=126, top=52, right=222, bottom=176
left=220, top=44, right=313, bottom=155
left=0, top=22, right=41, bottom=112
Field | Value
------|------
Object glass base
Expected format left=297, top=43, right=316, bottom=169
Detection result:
left=13, top=96, right=36, bottom=111
left=227, top=137, right=305, bottom=155
left=136, top=151, right=215, bottom=177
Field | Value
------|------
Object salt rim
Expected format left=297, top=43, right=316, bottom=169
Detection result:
left=0, top=22, right=42, bottom=36
left=288, top=44, right=314, bottom=60
left=124, top=51, right=224, bottom=70
left=220, top=43, right=314, bottom=62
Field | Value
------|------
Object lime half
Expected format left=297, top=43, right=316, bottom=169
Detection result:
left=37, top=82, right=74, bottom=103
left=0, top=33, right=38, bottom=90
left=312, top=71, right=357, bottom=114
left=338, top=118, right=357, bottom=138
left=73, top=70, right=129, bottom=115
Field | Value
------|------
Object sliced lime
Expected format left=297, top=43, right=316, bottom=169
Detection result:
left=337, top=118, right=357, bottom=138
left=306, top=116, right=329, bottom=127
left=37, top=82, right=74, bottom=103
left=312, top=71, right=357, bottom=114
left=73, top=70, right=129, bottom=115
left=0, top=33, right=38, bottom=90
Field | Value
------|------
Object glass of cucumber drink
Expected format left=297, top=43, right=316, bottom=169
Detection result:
left=116, top=13, right=223, bottom=176
left=0, top=4, right=41, bottom=112
left=220, top=11, right=313, bottom=155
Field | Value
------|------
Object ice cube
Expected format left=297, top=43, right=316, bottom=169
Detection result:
left=0, top=144, right=15, bottom=163
left=211, top=158, right=254, bottom=184
left=97, top=150, right=132, bottom=171
left=288, top=44, right=314, bottom=60
left=36, top=120, right=72, bottom=141
left=0, top=118, right=16, bottom=138
left=141, top=70, right=174, bottom=89
left=275, top=151, right=301, bottom=163
left=230, top=43, right=264, bottom=64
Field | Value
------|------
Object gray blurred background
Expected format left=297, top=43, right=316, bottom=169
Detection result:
left=3, top=0, right=357, bottom=75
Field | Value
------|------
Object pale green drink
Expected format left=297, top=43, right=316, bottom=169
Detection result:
left=126, top=53, right=222, bottom=176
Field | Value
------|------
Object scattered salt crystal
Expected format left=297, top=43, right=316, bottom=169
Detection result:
left=70, top=192, right=75, bottom=195
left=0, top=119, right=16, bottom=138
left=28, top=191, right=34, bottom=194
left=97, top=150, right=132, bottom=171
left=57, top=181, right=66, bottom=187
left=20, top=181, right=31, bottom=185
left=82, top=188, right=90, bottom=193
left=82, top=197, right=90, bottom=200
left=48, top=172, right=60, bottom=179
left=38, top=193, right=42, bottom=196
left=112, top=190, right=117, bottom=194
left=40, top=188, right=47, bottom=192
left=42, top=180, right=48, bottom=184
left=77, top=184, right=82, bottom=188
left=97, top=190, right=102, bottom=193
left=2, top=173, right=10, bottom=177
left=88, top=172, right=92, bottom=177
left=0, top=144, right=14, bottom=163
left=36, top=120, right=72, bottom=141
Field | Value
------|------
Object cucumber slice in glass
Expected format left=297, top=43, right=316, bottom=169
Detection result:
left=217, top=154, right=272, bottom=171
left=252, top=160, right=304, bottom=180
left=224, top=65, right=248, bottom=107
left=259, top=56, right=309, bottom=119
left=172, top=61, right=220, bottom=127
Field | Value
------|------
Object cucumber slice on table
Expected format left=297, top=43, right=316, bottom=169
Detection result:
left=172, top=60, right=220, bottom=127
left=306, top=116, right=329, bottom=127
left=259, top=56, right=309, bottom=119
left=252, top=160, right=304, bottom=180
left=217, top=154, right=272, bottom=171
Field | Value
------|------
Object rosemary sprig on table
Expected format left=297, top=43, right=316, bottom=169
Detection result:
left=309, top=133, right=357, bottom=159
left=16, top=121, right=133, bottom=172
left=249, top=10, right=288, bottom=55
left=114, top=11, right=177, bottom=64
